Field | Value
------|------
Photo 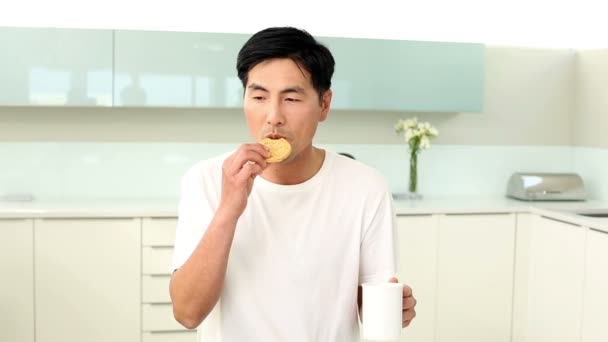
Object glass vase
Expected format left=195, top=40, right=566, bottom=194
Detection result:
left=407, top=152, right=422, bottom=199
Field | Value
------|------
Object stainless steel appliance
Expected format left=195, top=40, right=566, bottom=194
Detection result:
left=506, top=172, right=586, bottom=201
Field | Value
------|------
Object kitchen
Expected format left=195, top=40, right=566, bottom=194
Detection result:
left=1, top=1, right=608, bottom=342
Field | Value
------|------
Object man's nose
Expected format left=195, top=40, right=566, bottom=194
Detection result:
left=266, top=101, right=285, bottom=126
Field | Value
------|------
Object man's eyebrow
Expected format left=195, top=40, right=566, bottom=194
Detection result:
left=247, top=83, right=268, bottom=92
left=280, top=86, right=306, bottom=94
left=247, top=83, right=306, bottom=94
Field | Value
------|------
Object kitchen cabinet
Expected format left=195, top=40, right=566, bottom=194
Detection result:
left=527, top=215, right=585, bottom=342
left=435, top=213, right=515, bottom=342
left=141, top=218, right=196, bottom=341
left=114, top=30, right=248, bottom=107
left=114, top=30, right=483, bottom=111
left=511, top=213, right=534, bottom=342
left=34, top=218, right=141, bottom=342
left=0, top=27, right=483, bottom=111
left=0, top=27, right=113, bottom=106
left=581, top=228, right=608, bottom=342
left=0, top=219, right=34, bottom=342
left=319, top=36, right=484, bottom=112
left=393, top=214, right=439, bottom=342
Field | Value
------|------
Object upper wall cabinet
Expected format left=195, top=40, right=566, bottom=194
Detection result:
left=114, top=30, right=249, bottom=107
left=0, top=28, right=484, bottom=112
left=0, top=27, right=113, bottom=106
left=319, top=37, right=484, bottom=112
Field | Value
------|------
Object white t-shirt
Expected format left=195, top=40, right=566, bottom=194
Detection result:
left=172, top=150, right=398, bottom=342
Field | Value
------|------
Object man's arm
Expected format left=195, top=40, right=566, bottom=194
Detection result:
left=169, top=210, right=239, bottom=329
left=169, top=144, right=269, bottom=329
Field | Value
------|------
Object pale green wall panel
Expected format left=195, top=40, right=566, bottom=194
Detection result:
left=320, top=36, right=484, bottom=112
left=0, top=28, right=483, bottom=112
left=114, top=30, right=249, bottom=107
left=0, top=27, right=113, bottom=106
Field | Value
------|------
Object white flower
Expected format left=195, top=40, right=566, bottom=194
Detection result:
left=394, top=120, right=404, bottom=132
left=404, top=129, right=414, bottom=142
left=420, top=136, right=430, bottom=149
left=394, top=116, right=439, bottom=153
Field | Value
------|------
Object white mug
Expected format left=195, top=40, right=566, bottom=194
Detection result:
left=361, top=282, right=403, bottom=341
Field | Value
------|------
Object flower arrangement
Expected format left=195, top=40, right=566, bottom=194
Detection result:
left=394, top=117, right=439, bottom=197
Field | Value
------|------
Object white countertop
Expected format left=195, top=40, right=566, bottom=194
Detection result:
left=1, top=196, right=607, bottom=232
left=0, top=199, right=179, bottom=219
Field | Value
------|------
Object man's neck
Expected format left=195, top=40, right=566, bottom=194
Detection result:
left=260, top=146, right=325, bottom=185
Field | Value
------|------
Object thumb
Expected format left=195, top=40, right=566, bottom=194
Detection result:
left=388, top=277, right=399, bottom=283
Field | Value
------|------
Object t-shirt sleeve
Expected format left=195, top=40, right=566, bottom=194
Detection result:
left=170, top=165, right=215, bottom=272
left=358, top=186, right=399, bottom=285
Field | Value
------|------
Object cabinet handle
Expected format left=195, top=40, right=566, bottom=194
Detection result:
left=148, top=245, right=174, bottom=249
left=590, top=228, right=608, bottom=235
left=148, top=329, right=195, bottom=334
left=147, top=274, right=171, bottom=278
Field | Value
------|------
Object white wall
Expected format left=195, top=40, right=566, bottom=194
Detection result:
left=573, top=49, right=608, bottom=200
left=576, top=49, right=608, bottom=148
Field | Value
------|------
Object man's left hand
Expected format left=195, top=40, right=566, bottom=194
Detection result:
left=389, top=277, right=417, bottom=328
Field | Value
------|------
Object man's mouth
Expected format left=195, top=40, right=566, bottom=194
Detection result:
left=265, top=133, right=286, bottom=140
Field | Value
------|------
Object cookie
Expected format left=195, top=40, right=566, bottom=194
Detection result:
left=260, top=138, right=292, bottom=163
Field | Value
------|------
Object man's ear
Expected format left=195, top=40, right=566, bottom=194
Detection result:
left=320, top=89, right=332, bottom=122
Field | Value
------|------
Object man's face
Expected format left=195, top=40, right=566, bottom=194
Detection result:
left=243, top=58, right=331, bottom=163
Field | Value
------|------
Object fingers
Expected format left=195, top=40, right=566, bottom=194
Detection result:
left=225, top=144, right=270, bottom=176
left=402, top=284, right=413, bottom=297
left=402, top=295, right=416, bottom=310
left=399, top=283, right=416, bottom=329
left=403, top=307, right=416, bottom=327
left=236, top=160, right=264, bottom=183
left=402, top=295, right=416, bottom=328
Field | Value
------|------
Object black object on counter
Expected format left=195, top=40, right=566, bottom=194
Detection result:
left=338, top=152, right=355, bottom=160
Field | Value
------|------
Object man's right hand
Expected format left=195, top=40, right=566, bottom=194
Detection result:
left=217, top=143, right=270, bottom=221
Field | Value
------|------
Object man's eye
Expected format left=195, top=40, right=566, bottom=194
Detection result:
left=252, top=96, right=265, bottom=101
left=286, top=98, right=300, bottom=102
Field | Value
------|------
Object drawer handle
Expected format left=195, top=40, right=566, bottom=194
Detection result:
left=147, top=302, right=173, bottom=306
left=147, top=274, right=171, bottom=278
left=148, top=329, right=195, bottom=334
left=144, top=272, right=173, bottom=276
left=148, top=245, right=174, bottom=249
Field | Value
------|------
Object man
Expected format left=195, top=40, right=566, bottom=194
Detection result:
left=170, top=26, right=416, bottom=341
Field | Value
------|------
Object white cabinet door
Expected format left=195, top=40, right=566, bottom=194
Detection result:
left=0, top=27, right=113, bottom=106
left=34, top=218, right=141, bottom=342
left=527, top=215, right=585, bottom=342
left=394, top=214, right=438, bottom=342
left=511, top=213, right=534, bottom=342
left=436, top=213, right=516, bottom=342
left=0, top=219, right=34, bottom=342
left=582, top=228, right=608, bottom=342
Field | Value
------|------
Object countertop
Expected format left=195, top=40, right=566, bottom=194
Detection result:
left=1, top=196, right=608, bottom=232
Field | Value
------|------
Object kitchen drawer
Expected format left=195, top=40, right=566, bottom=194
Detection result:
left=143, top=331, right=197, bottom=342
left=143, top=246, right=174, bottom=275
left=142, top=303, right=186, bottom=332
left=143, top=218, right=178, bottom=247
left=143, top=275, right=171, bottom=303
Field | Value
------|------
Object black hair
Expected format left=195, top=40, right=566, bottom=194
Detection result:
left=236, top=27, right=335, bottom=104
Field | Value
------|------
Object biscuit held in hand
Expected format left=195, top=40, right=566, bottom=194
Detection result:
left=260, top=138, right=291, bottom=163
